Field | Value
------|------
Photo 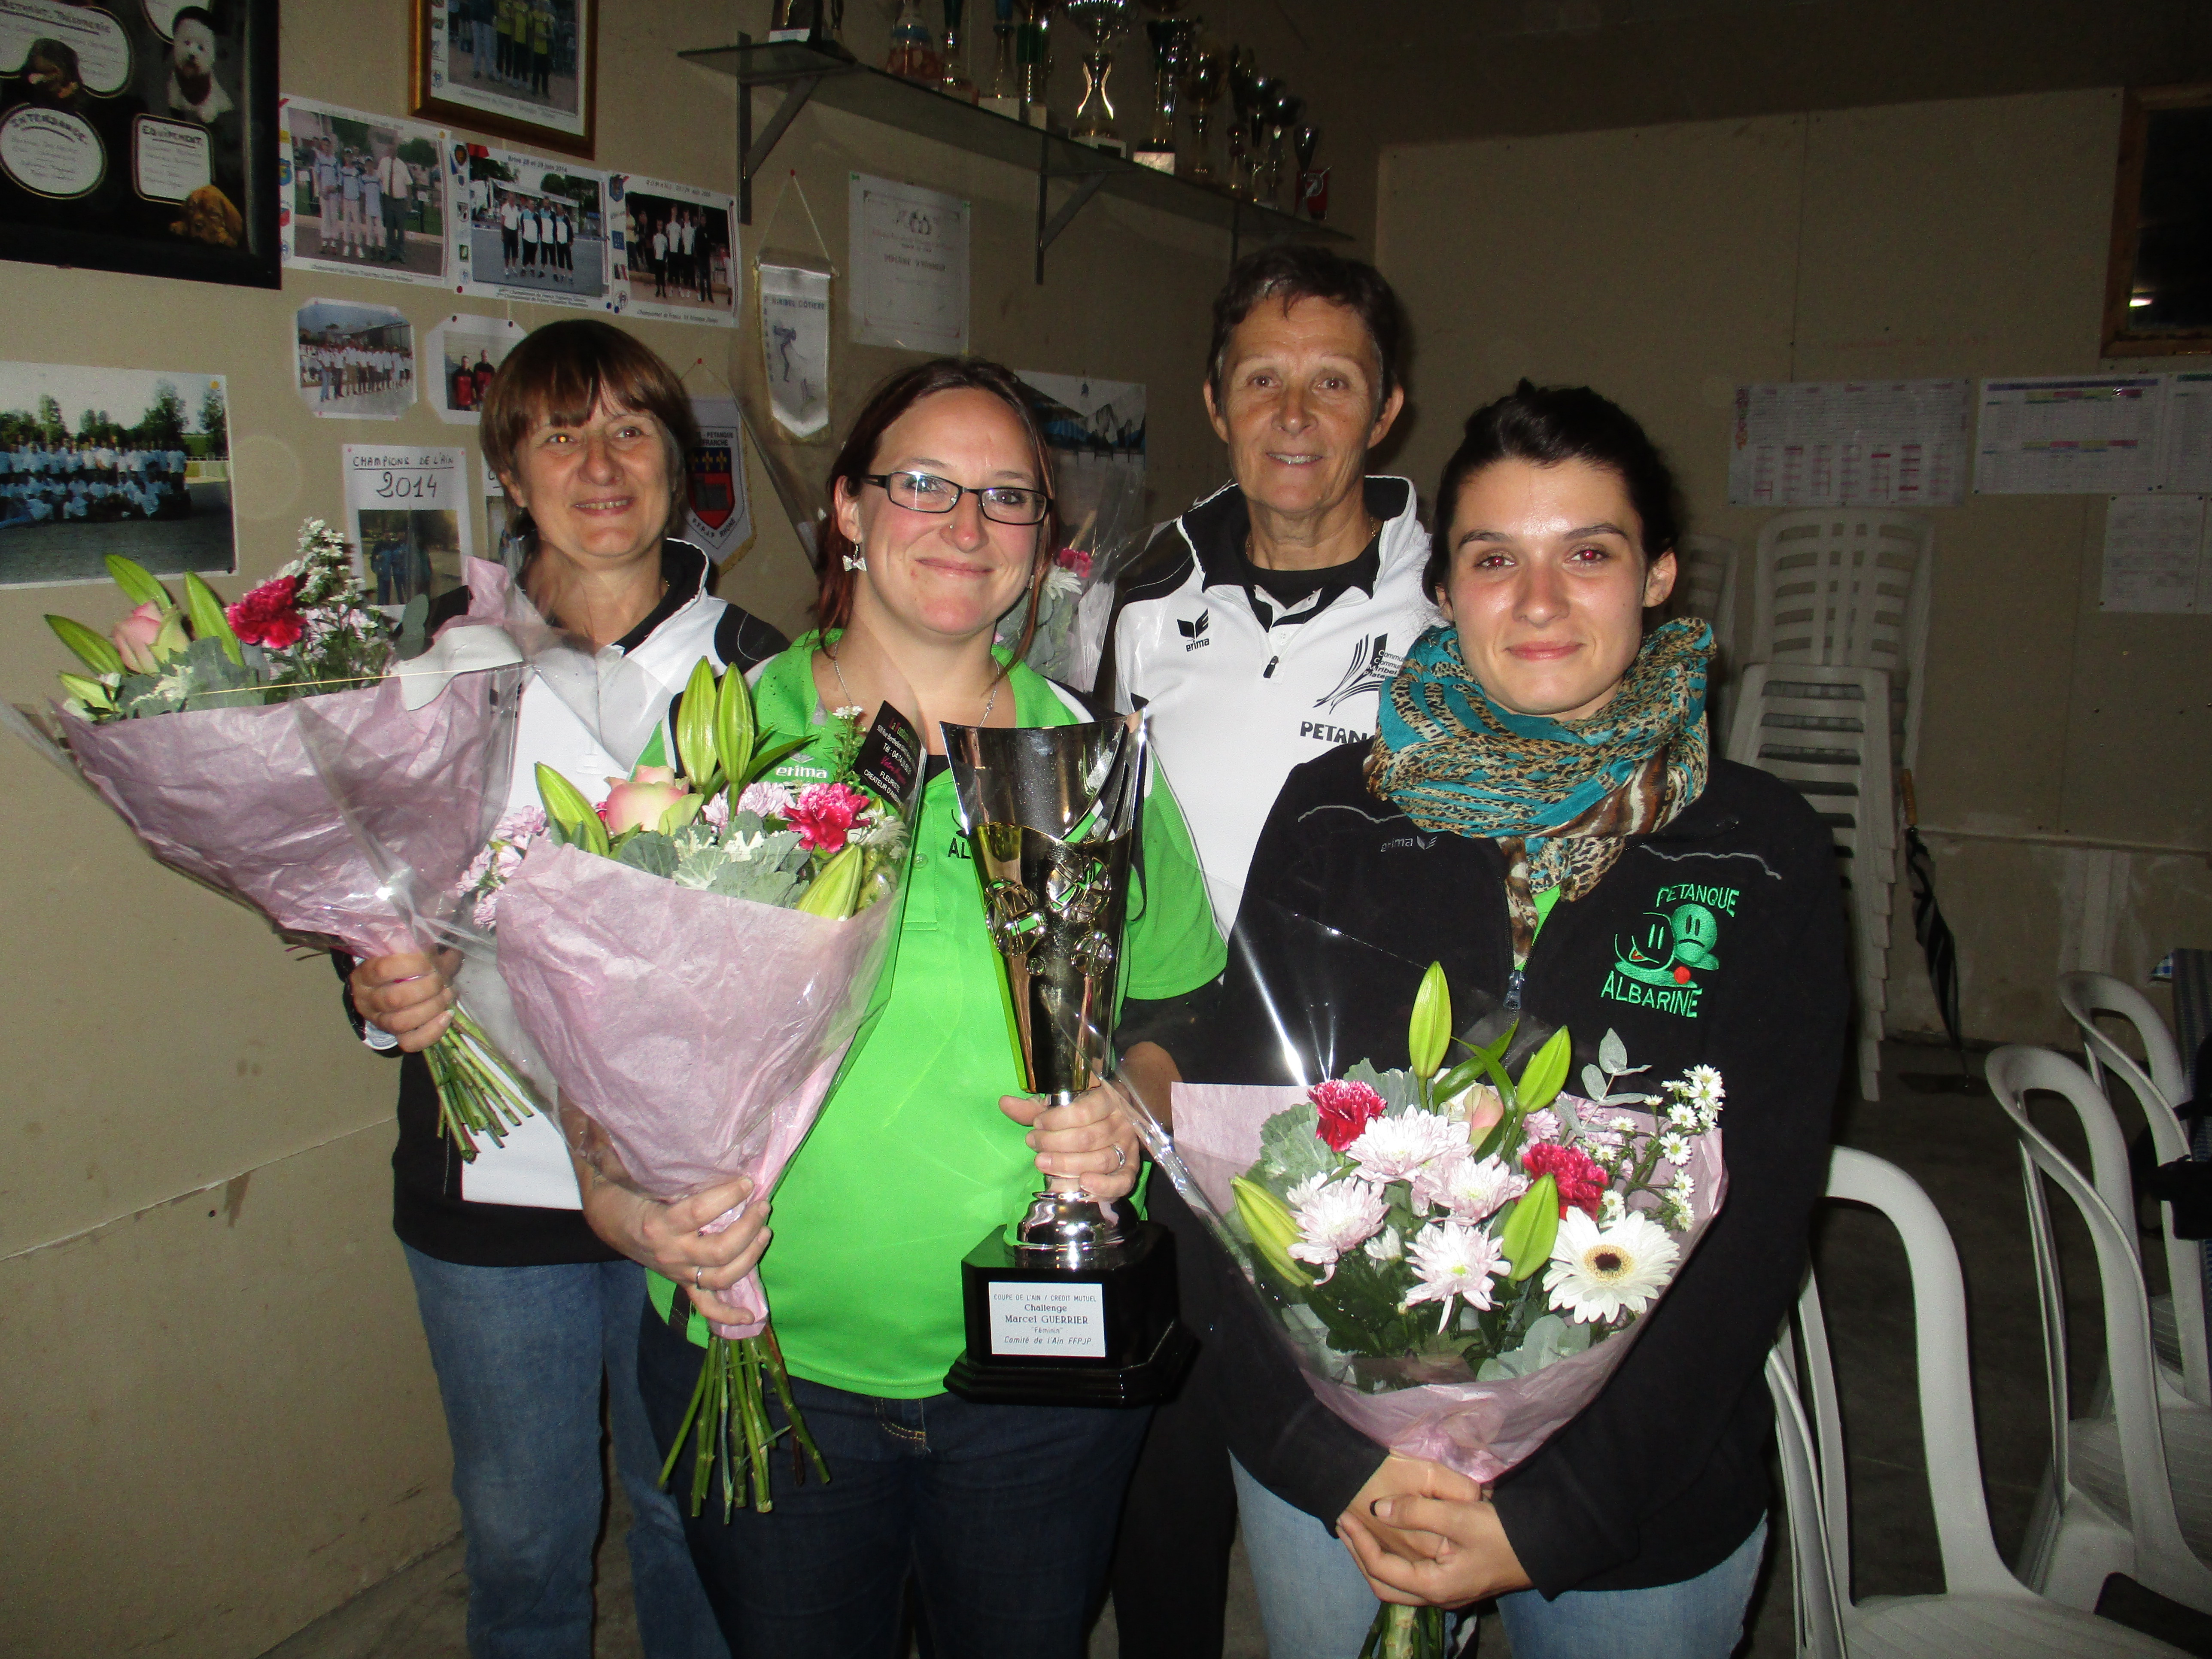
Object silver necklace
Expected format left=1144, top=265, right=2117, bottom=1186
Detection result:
left=829, top=647, right=998, bottom=724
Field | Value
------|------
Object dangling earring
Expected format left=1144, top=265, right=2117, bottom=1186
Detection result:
left=842, top=537, right=866, bottom=574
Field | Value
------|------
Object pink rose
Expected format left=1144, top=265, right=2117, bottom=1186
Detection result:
left=599, top=765, right=690, bottom=834
left=112, top=603, right=165, bottom=674
left=784, top=781, right=870, bottom=852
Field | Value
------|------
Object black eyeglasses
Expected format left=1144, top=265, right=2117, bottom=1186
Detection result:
left=862, top=470, right=1050, bottom=526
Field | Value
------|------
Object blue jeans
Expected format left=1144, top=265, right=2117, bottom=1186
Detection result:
left=403, top=1247, right=727, bottom=1659
left=636, top=1305, right=1150, bottom=1659
left=1232, top=1455, right=1767, bottom=1659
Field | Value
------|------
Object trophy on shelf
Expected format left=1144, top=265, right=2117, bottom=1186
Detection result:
left=982, top=0, right=1021, bottom=115
left=1179, top=33, right=1227, bottom=184
left=941, top=716, right=1192, bottom=1407
left=884, top=0, right=942, bottom=83
left=769, top=0, right=845, bottom=48
left=1294, top=121, right=1326, bottom=219
left=1016, top=0, right=1053, bottom=128
left=1227, top=52, right=1266, bottom=200
left=1063, top=0, right=1136, bottom=155
left=1135, top=9, right=1194, bottom=173
left=1264, top=87, right=1303, bottom=210
left=939, top=0, right=979, bottom=101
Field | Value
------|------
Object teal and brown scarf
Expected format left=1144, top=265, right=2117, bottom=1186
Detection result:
left=1365, top=618, right=1713, bottom=964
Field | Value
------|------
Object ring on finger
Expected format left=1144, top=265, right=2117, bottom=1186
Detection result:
left=693, top=1266, right=704, bottom=1289
left=1111, top=1143, right=1127, bottom=1173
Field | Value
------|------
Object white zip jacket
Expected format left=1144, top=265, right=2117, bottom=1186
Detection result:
left=1097, top=477, right=1440, bottom=933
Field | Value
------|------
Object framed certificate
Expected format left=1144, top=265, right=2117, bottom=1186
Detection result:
left=411, top=0, right=596, bottom=160
left=0, top=0, right=280, bottom=289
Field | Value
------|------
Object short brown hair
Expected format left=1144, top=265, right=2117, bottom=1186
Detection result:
left=480, top=319, right=697, bottom=538
left=817, top=358, right=1059, bottom=668
left=1206, top=244, right=1405, bottom=414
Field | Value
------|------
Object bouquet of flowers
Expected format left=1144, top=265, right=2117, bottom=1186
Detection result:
left=1143, top=965, right=1725, bottom=1658
left=492, top=658, right=921, bottom=1519
left=14, top=522, right=542, bottom=1157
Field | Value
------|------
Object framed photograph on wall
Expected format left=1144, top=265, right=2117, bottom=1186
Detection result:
left=2104, top=82, right=2212, bottom=357
left=0, top=0, right=280, bottom=289
left=412, top=0, right=596, bottom=159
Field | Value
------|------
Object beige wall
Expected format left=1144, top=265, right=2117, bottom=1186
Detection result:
left=0, top=2, right=1294, bottom=1652
left=1376, top=89, right=2212, bottom=1048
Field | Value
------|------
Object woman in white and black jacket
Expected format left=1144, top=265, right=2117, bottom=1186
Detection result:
left=345, top=321, right=783, bottom=1659
left=1152, top=383, right=1848, bottom=1658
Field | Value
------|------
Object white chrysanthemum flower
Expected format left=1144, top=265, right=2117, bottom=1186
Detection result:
left=1669, top=1173, right=1696, bottom=1206
left=1286, top=1171, right=1331, bottom=1207
left=1612, top=1114, right=1640, bottom=1132
left=1599, top=1188, right=1628, bottom=1226
left=1658, top=1131, right=1692, bottom=1167
left=1546, top=1209, right=1681, bottom=1324
left=1415, top=1151, right=1527, bottom=1224
left=1685, top=1065, right=1724, bottom=1107
left=830, top=704, right=865, bottom=722
left=1286, top=1177, right=1389, bottom=1282
left=1400, top=1222, right=1507, bottom=1331
left=737, top=781, right=796, bottom=820
left=1521, top=1108, right=1563, bottom=1145
left=1345, top=1109, right=1464, bottom=1184
left=1363, top=1226, right=1404, bottom=1264
left=1667, top=1101, right=1702, bottom=1131
left=1666, top=1191, right=1695, bottom=1231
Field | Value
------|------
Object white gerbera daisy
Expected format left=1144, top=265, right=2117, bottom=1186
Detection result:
left=1400, top=1222, right=1507, bottom=1332
left=1345, top=1109, right=1464, bottom=1184
left=1545, top=1209, right=1681, bottom=1324
left=1286, top=1177, right=1389, bottom=1282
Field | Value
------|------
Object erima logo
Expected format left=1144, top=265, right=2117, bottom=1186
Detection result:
left=1177, top=611, right=1211, bottom=651
left=1315, top=634, right=1401, bottom=712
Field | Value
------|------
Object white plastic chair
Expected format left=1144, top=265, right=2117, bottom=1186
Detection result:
left=1767, top=1144, right=2189, bottom=1655
left=2057, top=972, right=2206, bottom=1405
left=1675, top=533, right=1741, bottom=741
left=1728, top=663, right=1894, bottom=1099
left=1987, top=1045, right=2212, bottom=1615
left=1752, top=510, right=1932, bottom=770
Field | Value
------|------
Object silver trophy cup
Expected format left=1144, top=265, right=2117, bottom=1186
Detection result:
left=941, top=714, right=1191, bottom=1405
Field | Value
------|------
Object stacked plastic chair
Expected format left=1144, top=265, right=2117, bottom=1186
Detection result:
left=2057, top=972, right=2207, bottom=1404
left=1726, top=662, right=1895, bottom=1100
left=1986, top=1046, right=2212, bottom=1615
left=1766, top=1144, right=2188, bottom=1655
left=1672, top=533, right=1740, bottom=740
left=1728, top=510, right=1934, bottom=1099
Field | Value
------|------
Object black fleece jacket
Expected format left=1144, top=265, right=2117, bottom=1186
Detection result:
left=1155, top=741, right=1848, bottom=1597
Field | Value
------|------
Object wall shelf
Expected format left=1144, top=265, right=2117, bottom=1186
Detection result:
left=682, top=39, right=1347, bottom=283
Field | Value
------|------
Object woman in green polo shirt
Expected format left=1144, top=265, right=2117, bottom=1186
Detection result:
left=621, top=358, right=1224, bottom=1658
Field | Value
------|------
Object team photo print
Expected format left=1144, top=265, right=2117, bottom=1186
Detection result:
left=417, top=0, right=593, bottom=151
left=294, top=299, right=416, bottom=419
left=455, top=146, right=607, bottom=307
left=0, top=359, right=234, bottom=586
left=279, top=97, right=451, bottom=284
left=611, top=173, right=737, bottom=327
left=426, top=313, right=523, bottom=423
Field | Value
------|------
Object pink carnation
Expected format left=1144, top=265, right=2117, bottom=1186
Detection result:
left=1310, top=1079, right=1387, bottom=1153
left=785, top=781, right=870, bottom=852
left=736, top=781, right=795, bottom=820
left=1054, top=545, right=1094, bottom=579
left=1522, top=1142, right=1610, bottom=1219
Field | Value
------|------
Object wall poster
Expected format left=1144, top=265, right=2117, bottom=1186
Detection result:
left=295, top=298, right=416, bottom=420
left=0, top=0, right=278, bottom=287
left=609, top=170, right=737, bottom=327
left=0, top=358, right=234, bottom=586
left=452, top=142, right=609, bottom=309
left=342, top=442, right=472, bottom=606
left=278, top=94, right=450, bottom=286
left=427, top=313, right=522, bottom=424
left=848, top=171, right=967, bottom=354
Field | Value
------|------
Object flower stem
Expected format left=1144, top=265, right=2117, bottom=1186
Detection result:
left=663, top=1325, right=830, bottom=1521
left=421, top=1002, right=537, bottom=1161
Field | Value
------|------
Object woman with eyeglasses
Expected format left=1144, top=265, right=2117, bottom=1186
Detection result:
left=629, top=357, right=1226, bottom=1659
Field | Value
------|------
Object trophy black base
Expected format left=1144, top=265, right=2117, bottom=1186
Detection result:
left=944, top=1219, right=1194, bottom=1407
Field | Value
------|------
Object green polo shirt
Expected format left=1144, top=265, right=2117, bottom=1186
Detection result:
left=647, top=635, right=1226, bottom=1396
